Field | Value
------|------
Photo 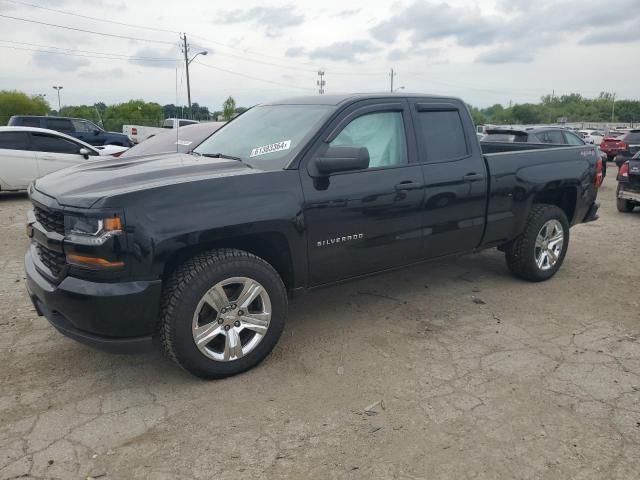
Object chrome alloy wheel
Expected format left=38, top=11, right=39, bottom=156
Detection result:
left=192, top=277, right=272, bottom=362
left=534, top=219, right=564, bottom=271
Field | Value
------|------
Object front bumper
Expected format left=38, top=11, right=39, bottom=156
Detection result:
left=25, top=251, right=161, bottom=354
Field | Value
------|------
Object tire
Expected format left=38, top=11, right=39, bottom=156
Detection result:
left=159, top=249, right=287, bottom=379
left=505, top=204, right=570, bottom=282
left=617, top=197, right=635, bottom=213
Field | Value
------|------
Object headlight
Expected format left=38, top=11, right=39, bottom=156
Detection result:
left=64, top=215, right=123, bottom=245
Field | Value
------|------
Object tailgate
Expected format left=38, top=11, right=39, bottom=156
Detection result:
left=629, top=159, right=640, bottom=187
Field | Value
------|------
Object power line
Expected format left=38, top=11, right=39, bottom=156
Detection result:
left=0, top=13, right=177, bottom=45
left=0, top=44, right=178, bottom=62
left=1, top=0, right=181, bottom=34
left=194, top=61, right=314, bottom=91
left=0, top=39, right=178, bottom=60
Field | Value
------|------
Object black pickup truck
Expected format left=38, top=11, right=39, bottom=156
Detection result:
left=25, top=94, right=602, bottom=379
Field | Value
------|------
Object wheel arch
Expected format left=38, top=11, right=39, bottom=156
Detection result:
left=532, top=185, right=578, bottom=225
left=161, top=232, right=296, bottom=292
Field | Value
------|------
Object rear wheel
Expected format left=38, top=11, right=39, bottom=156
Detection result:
left=617, top=197, right=635, bottom=213
left=505, top=204, right=569, bottom=282
left=159, top=249, right=287, bottom=379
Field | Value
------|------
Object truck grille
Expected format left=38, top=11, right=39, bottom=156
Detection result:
left=35, top=244, right=66, bottom=276
left=34, top=205, right=65, bottom=235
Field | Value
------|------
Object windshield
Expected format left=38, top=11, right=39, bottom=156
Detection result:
left=121, top=123, right=223, bottom=158
left=193, top=105, right=334, bottom=170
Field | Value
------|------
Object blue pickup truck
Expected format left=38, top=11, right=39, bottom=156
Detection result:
left=8, top=116, right=132, bottom=147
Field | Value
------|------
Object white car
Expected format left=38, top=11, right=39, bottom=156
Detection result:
left=0, top=126, right=121, bottom=192
left=579, top=129, right=604, bottom=145
left=122, top=118, right=199, bottom=144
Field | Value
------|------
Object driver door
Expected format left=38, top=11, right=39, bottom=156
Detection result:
left=300, top=100, right=425, bottom=286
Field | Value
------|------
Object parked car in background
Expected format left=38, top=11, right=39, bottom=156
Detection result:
left=120, top=122, right=224, bottom=158
left=0, top=126, right=114, bottom=191
left=616, top=150, right=640, bottom=212
left=600, top=132, right=628, bottom=161
left=611, top=129, right=640, bottom=167
left=122, top=118, right=199, bottom=144
left=8, top=116, right=132, bottom=147
left=579, top=129, right=604, bottom=145
left=482, top=127, right=586, bottom=145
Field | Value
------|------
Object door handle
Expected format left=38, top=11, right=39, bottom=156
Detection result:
left=394, top=181, right=421, bottom=191
left=463, top=173, right=483, bottom=181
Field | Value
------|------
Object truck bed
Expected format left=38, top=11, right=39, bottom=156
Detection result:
left=480, top=142, right=599, bottom=248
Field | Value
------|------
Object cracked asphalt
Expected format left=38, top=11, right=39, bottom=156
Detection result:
left=1, top=172, right=639, bottom=479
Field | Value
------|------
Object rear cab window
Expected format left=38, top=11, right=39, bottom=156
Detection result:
left=413, top=109, right=469, bottom=163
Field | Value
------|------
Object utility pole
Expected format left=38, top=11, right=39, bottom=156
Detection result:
left=317, top=70, right=325, bottom=94
left=180, top=33, right=208, bottom=118
left=52, top=86, right=63, bottom=111
left=611, top=92, right=616, bottom=123
left=181, top=34, right=192, bottom=116
left=389, top=68, right=396, bottom=93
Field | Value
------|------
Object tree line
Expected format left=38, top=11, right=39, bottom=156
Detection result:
left=468, top=92, right=640, bottom=125
left=3, top=90, right=640, bottom=132
left=0, top=91, right=244, bottom=131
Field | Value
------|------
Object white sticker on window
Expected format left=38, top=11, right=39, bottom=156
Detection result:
left=250, top=140, right=291, bottom=158
left=175, top=140, right=193, bottom=146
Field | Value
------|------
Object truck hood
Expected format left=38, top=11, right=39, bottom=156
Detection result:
left=34, top=152, right=258, bottom=208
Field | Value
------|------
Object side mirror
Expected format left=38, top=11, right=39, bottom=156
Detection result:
left=93, top=130, right=101, bottom=135
left=311, top=145, right=370, bottom=176
left=79, top=148, right=90, bottom=159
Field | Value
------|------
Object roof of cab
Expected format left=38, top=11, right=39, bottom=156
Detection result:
left=263, top=93, right=461, bottom=107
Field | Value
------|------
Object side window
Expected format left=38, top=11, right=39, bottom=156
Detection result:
left=564, top=132, right=585, bottom=145
left=536, top=131, right=565, bottom=144
left=46, top=118, right=74, bottom=132
left=330, top=112, right=407, bottom=168
left=626, top=133, right=640, bottom=144
left=0, top=132, right=30, bottom=150
left=179, top=120, right=195, bottom=127
left=31, top=133, right=82, bottom=154
left=21, top=117, right=42, bottom=128
left=71, top=119, right=92, bottom=133
left=414, top=110, right=468, bottom=163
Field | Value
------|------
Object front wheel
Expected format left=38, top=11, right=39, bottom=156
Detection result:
left=159, top=249, right=287, bottom=379
left=505, top=204, right=570, bottom=282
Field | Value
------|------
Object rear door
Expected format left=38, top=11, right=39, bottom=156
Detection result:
left=0, top=131, right=38, bottom=189
left=410, top=100, right=488, bottom=258
left=30, top=131, right=89, bottom=177
left=300, top=99, right=426, bottom=285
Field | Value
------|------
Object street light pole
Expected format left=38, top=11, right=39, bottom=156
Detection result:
left=52, top=86, right=63, bottom=111
left=181, top=33, right=208, bottom=116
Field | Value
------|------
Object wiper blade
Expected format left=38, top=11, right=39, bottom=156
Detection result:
left=200, top=152, right=244, bottom=162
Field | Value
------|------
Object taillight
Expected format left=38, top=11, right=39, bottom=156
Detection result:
left=595, top=157, right=603, bottom=188
left=619, top=162, right=629, bottom=178
left=131, top=127, right=138, bottom=135
left=619, top=142, right=628, bottom=150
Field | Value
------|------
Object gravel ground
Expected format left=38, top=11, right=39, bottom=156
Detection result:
left=1, top=172, right=639, bottom=480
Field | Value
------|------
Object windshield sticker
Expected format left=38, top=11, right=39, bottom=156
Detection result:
left=250, top=140, right=291, bottom=158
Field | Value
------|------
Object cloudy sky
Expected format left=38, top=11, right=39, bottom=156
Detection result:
left=1, top=0, right=639, bottom=110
